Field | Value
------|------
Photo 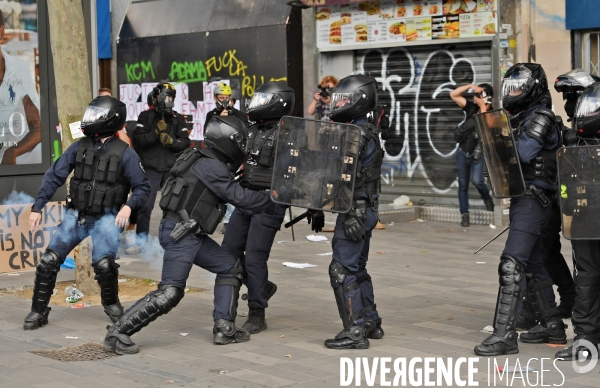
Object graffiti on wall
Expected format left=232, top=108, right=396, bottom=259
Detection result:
left=356, top=45, right=489, bottom=193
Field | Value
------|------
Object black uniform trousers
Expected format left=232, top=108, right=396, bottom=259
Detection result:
left=157, top=219, right=239, bottom=321
left=571, top=240, right=600, bottom=337
left=540, top=201, right=575, bottom=306
left=332, top=207, right=380, bottom=325
left=221, top=203, right=287, bottom=309
left=503, top=194, right=556, bottom=310
left=136, top=167, right=170, bottom=238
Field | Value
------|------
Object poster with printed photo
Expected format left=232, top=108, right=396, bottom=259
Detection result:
left=405, top=16, right=432, bottom=41
left=387, top=20, right=407, bottom=42
left=368, top=20, right=390, bottom=43
left=477, top=0, right=496, bottom=13
left=379, top=0, right=395, bottom=20
left=316, top=6, right=341, bottom=48
left=0, top=1, right=41, bottom=166
left=475, top=11, right=496, bottom=36
left=359, top=1, right=381, bottom=21
left=432, top=14, right=460, bottom=39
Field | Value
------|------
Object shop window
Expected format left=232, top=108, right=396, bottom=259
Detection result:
left=584, top=32, right=600, bottom=76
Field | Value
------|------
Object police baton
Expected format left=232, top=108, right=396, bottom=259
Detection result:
left=288, top=207, right=296, bottom=242
left=474, top=226, right=509, bottom=254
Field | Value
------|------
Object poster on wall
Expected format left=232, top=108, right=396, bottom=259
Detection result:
left=0, top=1, right=41, bottom=166
left=316, top=0, right=497, bottom=49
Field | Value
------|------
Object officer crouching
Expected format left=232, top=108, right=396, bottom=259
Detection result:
left=324, top=75, right=385, bottom=349
left=103, top=116, right=278, bottom=354
left=25, top=96, right=151, bottom=330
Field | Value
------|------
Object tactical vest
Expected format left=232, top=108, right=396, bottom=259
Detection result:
left=159, top=148, right=226, bottom=235
left=354, top=124, right=384, bottom=202
left=68, top=137, right=130, bottom=216
left=240, top=120, right=278, bottom=190
left=518, top=120, right=559, bottom=185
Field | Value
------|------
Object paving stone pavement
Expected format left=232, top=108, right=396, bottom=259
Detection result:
left=1, top=210, right=599, bottom=387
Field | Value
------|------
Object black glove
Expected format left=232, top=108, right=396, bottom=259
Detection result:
left=307, top=210, right=325, bottom=233
left=344, top=215, right=366, bottom=241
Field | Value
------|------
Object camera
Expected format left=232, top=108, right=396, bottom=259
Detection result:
left=216, top=100, right=234, bottom=116
left=317, top=85, right=331, bottom=99
left=182, top=114, right=194, bottom=130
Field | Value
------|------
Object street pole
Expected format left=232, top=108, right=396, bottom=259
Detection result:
left=48, top=0, right=97, bottom=297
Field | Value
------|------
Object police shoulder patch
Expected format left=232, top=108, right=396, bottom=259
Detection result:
left=139, top=161, right=145, bottom=174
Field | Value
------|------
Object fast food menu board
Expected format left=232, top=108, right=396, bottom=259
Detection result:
left=316, top=0, right=496, bottom=48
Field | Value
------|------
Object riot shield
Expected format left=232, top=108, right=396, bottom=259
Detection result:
left=557, top=145, right=600, bottom=239
left=271, top=116, right=361, bottom=213
left=473, top=109, right=526, bottom=198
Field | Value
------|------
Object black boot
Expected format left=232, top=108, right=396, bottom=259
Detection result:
left=104, top=285, right=184, bottom=354
left=241, top=280, right=277, bottom=302
left=555, top=335, right=598, bottom=361
left=520, top=317, right=567, bottom=344
left=474, top=255, right=523, bottom=356
left=519, top=274, right=567, bottom=344
left=364, top=318, right=384, bottom=339
left=461, top=213, right=470, bottom=227
left=325, top=326, right=370, bottom=350
left=242, top=305, right=267, bottom=334
left=516, top=292, right=537, bottom=331
left=24, top=250, right=63, bottom=331
left=93, top=256, right=124, bottom=323
left=213, top=319, right=250, bottom=345
left=484, top=198, right=495, bottom=212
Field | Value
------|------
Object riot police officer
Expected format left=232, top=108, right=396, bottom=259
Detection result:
left=220, top=82, right=324, bottom=334
left=104, top=116, right=278, bottom=354
left=24, top=96, right=151, bottom=330
left=324, top=75, right=384, bottom=349
left=475, top=63, right=566, bottom=356
left=555, top=81, right=600, bottom=360
left=131, top=82, right=191, bottom=242
left=204, top=82, right=248, bottom=127
left=517, top=69, right=598, bottom=330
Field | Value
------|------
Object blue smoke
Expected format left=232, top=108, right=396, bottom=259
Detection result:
left=129, top=232, right=164, bottom=271
left=2, top=191, right=35, bottom=205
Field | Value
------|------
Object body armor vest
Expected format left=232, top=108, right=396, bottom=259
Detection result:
left=518, top=120, right=559, bottom=185
left=68, top=137, right=130, bottom=216
left=159, top=148, right=226, bottom=235
left=354, top=124, right=384, bottom=201
left=241, top=120, right=278, bottom=190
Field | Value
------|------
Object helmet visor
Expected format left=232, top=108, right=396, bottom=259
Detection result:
left=501, top=67, right=534, bottom=100
left=575, top=84, right=600, bottom=117
left=83, top=106, right=111, bottom=123
left=230, top=132, right=247, bottom=154
left=248, top=92, right=278, bottom=110
left=330, top=91, right=361, bottom=114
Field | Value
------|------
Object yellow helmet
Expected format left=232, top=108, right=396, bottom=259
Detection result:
left=214, top=83, right=232, bottom=96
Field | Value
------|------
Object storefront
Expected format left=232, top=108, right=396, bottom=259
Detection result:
left=568, top=0, right=600, bottom=77
left=308, top=0, right=512, bottom=224
left=116, top=0, right=303, bottom=143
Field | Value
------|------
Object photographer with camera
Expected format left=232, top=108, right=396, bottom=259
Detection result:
left=308, top=75, right=338, bottom=122
left=450, top=83, right=494, bottom=227
left=205, top=83, right=248, bottom=128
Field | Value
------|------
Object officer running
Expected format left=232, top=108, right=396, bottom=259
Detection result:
left=24, top=96, right=150, bottom=330
left=220, top=82, right=325, bottom=334
left=474, top=63, right=566, bottom=356
left=104, top=116, right=278, bottom=354
left=324, top=75, right=384, bottom=349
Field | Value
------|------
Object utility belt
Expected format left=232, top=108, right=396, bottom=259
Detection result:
left=349, top=199, right=378, bottom=222
left=525, top=184, right=550, bottom=207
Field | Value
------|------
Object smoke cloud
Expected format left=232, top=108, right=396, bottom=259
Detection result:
left=2, top=191, right=35, bottom=205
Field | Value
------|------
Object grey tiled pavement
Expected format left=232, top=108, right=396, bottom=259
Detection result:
left=1, top=210, right=599, bottom=387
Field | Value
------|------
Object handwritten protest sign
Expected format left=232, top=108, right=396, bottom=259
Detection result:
left=0, top=201, right=66, bottom=274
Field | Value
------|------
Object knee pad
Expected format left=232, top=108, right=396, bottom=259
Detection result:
left=498, top=255, right=524, bottom=286
left=153, top=285, right=185, bottom=313
left=93, top=256, right=119, bottom=279
left=37, top=249, right=63, bottom=274
left=329, top=260, right=347, bottom=289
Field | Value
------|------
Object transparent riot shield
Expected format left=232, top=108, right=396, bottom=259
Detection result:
left=473, top=109, right=526, bottom=198
left=271, top=116, right=361, bottom=213
left=557, top=145, right=600, bottom=239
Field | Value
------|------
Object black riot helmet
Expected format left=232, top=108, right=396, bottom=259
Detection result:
left=247, top=82, right=294, bottom=122
left=204, top=116, right=248, bottom=167
left=574, top=82, right=600, bottom=138
left=151, top=82, right=176, bottom=115
left=81, top=96, right=126, bottom=138
left=329, top=75, right=378, bottom=123
left=501, top=63, right=550, bottom=113
left=554, top=69, right=600, bottom=119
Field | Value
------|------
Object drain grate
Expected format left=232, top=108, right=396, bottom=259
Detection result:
left=30, top=342, right=119, bottom=362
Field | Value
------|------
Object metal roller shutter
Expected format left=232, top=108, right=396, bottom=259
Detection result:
left=355, top=41, right=493, bottom=208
